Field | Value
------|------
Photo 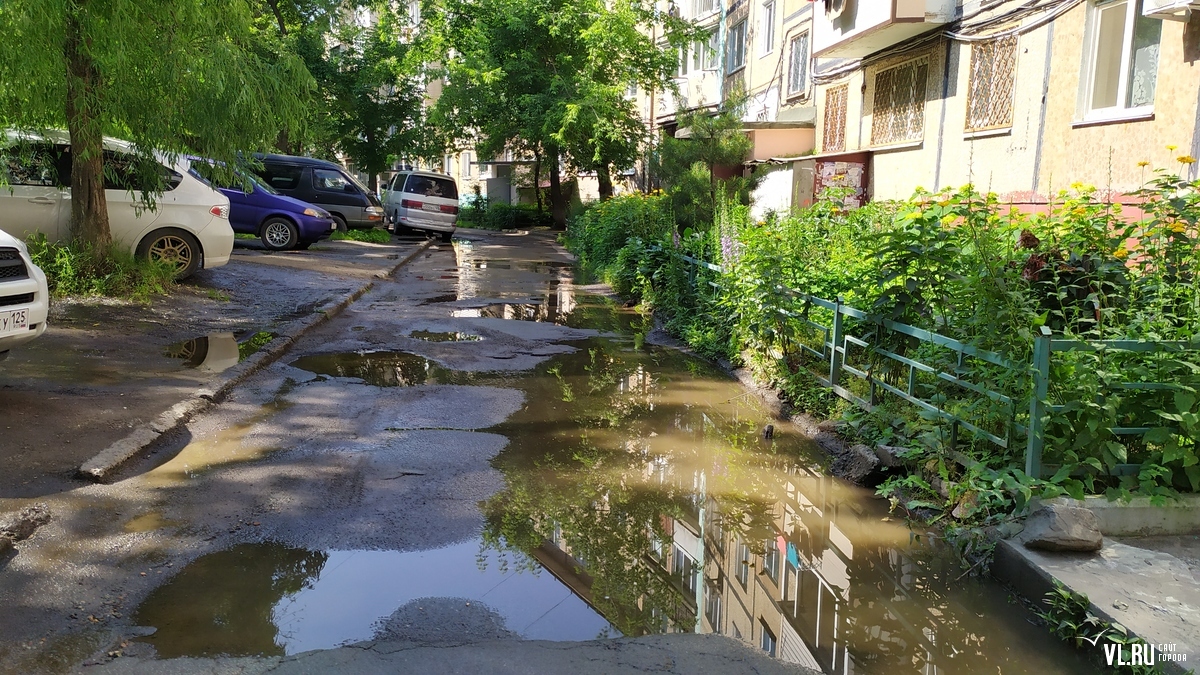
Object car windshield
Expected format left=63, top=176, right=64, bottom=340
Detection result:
left=248, top=172, right=279, bottom=195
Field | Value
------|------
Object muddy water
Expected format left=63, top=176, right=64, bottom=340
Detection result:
left=134, top=246, right=1092, bottom=674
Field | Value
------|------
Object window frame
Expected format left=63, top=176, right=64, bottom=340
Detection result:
left=760, top=1, right=776, bottom=56
left=727, top=20, right=747, bottom=72
left=703, top=32, right=720, bottom=70
left=822, top=84, right=849, bottom=153
left=1078, top=0, right=1162, bottom=123
left=869, top=56, right=931, bottom=147
left=787, top=32, right=810, bottom=98
left=964, top=36, right=1018, bottom=132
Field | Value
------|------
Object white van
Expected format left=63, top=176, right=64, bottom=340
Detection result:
left=0, top=131, right=234, bottom=278
left=382, top=170, right=459, bottom=242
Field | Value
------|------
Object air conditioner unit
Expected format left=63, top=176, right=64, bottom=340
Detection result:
left=1142, top=0, right=1199, bottom=21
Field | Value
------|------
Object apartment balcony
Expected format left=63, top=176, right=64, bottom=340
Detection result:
left=812, top=0, right=956, bottom=58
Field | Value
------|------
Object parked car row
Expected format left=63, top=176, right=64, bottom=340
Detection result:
left=0, top=130, right=462, bottom=359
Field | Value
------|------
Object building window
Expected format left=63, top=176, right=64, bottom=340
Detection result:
left=871, top=57, right=929, bottom=146
left=1080, top=0, right=1161, bottom=120
left=787, top=33, right=809, bottom=96
left=760, top=622, right=777, bottom=657
left=702, top=32, right=719, bottom=70
left=760, top=2, right=775, bottom=55
left=823, top=85, right=848, bottom=153
left=736, top=541, right=751, bottom=587
left=966, top=36, right=1018, bottom=131
left=442, top=154, right=452, bottom=175
left=704, top=581, right=722, bottom=629
left=461, top=151, right=472, bottom=179
left=763, top=545, right=780, bottom=585
left=727, top=20, right=747, bottom=72
left=677, top=45, right=690, bottom=78
left=693, top=0, right=716, bottom=17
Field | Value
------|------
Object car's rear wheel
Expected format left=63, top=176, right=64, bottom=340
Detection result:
left=332, top=215, right=349, bottom=233
left=137, top=228, right=202, bottom=279
left=261, top=217, right=299, bottom=251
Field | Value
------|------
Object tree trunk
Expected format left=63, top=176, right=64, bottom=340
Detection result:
left=548, top=149, right=567, bottom=230
left=64, top=5, right=111, bottom=251
left=532, top=149, right=543, bottom=214
left=367, top=172, right=377, bottom=192
left=597, top=164, right=613, bottom=201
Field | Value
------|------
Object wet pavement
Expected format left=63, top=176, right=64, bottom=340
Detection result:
left=0, top=231, right=1097, bottom=674
left=0, top=236, right=429, bottom=499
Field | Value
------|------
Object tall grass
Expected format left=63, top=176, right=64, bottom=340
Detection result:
left=25, top=234, right=176, bottom=301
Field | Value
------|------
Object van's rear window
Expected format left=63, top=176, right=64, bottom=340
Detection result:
left=404, top=175, right=458, bottom=200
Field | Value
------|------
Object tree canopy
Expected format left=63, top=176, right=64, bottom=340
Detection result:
left=430, top=0, right=695, bottom=225
left=0, top=0, right=315, bottom=249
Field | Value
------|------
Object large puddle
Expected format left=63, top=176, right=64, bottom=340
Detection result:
left=132, top=246, right=1092, bottom=673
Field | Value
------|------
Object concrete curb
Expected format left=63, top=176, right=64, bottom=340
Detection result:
left=77, top=240, right=433, bottom=482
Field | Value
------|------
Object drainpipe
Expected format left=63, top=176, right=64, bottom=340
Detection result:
left=717, top=0, right=728, bottom=107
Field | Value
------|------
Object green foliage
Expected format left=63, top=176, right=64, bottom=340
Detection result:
left=238, top=331, right=276, bottom=359
left=1039, top=582, right=1157, bottom=675
left=330, top=228, right=392, bottom=243
left=0, top=0, right=315, bottom=247
left=25, top=233, right=175, bottom=301
left=459, top=199, right=554, bottom=231
left=655, top=106, right=757, bottom=231
left=567, top=165, right=1200, bottom=500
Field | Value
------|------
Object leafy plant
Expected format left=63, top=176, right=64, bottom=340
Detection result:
left=25, top=233, right=176, bottom=301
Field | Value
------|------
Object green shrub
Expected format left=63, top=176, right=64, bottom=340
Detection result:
left=459, top=199, right=554, bottom=231
left=25, top=234, right=176, bottom=301
left=331, top=228, right=391, bottom=243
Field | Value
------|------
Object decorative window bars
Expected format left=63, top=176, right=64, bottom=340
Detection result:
left=822, top=85, right=848, bottom=153
left=966, top=36, right=1018, bottom=131
left=870, top=57, right=929, bottom=146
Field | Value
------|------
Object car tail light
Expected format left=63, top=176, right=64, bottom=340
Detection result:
left=209, top=204, right=229, bottom=219
left=440, top=205, right=459, bottom=214
left=401, top=199, right=422, bottom=209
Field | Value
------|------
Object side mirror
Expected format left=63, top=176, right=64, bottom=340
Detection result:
left=344, top=183, right=357, bottom=193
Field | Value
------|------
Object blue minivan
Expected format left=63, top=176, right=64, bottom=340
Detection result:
left=215, top=172, right=336, bottom=250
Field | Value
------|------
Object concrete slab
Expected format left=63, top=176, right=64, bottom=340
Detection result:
left=994, top=536, right=1200, bottom=673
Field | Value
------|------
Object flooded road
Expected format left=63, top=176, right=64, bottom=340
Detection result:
left=0, top=232, right=1093, bottom=674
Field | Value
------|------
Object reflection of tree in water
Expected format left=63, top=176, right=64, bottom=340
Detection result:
left=482, top=339, right=792, bottom=636
left=133, top=543, right=328, bottom=658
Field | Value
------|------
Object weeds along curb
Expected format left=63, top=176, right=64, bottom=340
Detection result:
left=77, top=239, right=434, bottom=482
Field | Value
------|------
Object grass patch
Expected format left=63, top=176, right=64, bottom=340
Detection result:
left=26, top=233, right=176, bottom=301
left=238, top=331, right=276, bottom=360
left=206, top=288, right=231, bottom=302
left=331, top=228, right=392, bottom=244
left=234, top=233, right=256, bottom=240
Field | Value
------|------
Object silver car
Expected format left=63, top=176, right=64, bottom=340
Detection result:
left=383, top=171, right=459, bottom=242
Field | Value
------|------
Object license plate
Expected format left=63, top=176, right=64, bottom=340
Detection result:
left=422, top=204, right=441, bottom=213
left=0, top=309, right=27, bottom=335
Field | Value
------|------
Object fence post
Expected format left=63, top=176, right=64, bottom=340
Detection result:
left=829, top=297, right=844, bottom=388
left=1026, top=327, right=1052, bottom=478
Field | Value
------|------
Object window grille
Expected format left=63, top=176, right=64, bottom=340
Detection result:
left=966, top=37, right=1017, bottom=131
left=788, top=33, right=809, bottom=96
left=870, top=57, right=929, bottom=146
left=823, top=85, right=848, bottom=153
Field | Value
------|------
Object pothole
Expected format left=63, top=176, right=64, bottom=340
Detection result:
left=407, top=330, right=481, bottom=343
left=289, top=351, right=458, bottom=387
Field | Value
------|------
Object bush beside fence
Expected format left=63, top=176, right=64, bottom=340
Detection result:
left=565, top=171, right=1200, bottom=506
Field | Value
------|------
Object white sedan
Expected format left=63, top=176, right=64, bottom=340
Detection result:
left=0, top=131, right=234, bottom=278
left=0, top=228, right=48, bottom=360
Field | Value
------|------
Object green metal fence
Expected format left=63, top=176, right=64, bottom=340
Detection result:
left=676, top=252, right=1200, bottom=479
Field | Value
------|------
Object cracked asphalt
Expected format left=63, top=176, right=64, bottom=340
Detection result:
left=0, top=230, right=812, bottom=675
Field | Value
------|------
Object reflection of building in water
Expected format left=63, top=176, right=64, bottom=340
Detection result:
left=451, top=243, right=577, bottom=323
left=531, top=459, right=956, bottom=674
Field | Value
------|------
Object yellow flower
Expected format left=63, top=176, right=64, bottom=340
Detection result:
left=1070, top=181, right=1085, bottom=191
left=1170, top=222, right=1187, bottom=233
left=1137, top=160, right=1150, bottom=167
left=1114, top=246, right=1129, bottom=259
left=1178, top=155, right=1197, bottom=165
left=1167, top=144, right=1178, bottom=152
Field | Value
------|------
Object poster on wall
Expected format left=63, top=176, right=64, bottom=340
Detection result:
left=814, top=156, right=868, bottom=208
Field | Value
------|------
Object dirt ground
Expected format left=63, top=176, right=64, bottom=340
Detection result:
left=0, top=236, right=428, bottom=499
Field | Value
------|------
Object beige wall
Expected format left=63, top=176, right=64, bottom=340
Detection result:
left=813, top=8, right=1200, bottom=203
left=1038, top=7, right=1200, bottom=195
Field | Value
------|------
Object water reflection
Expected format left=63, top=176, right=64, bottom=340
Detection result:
left=134, top=543, right=328, bottom=658
left=289, top=351, right=467, bottom=387
left=480, top=340, right=1091, bottom=674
